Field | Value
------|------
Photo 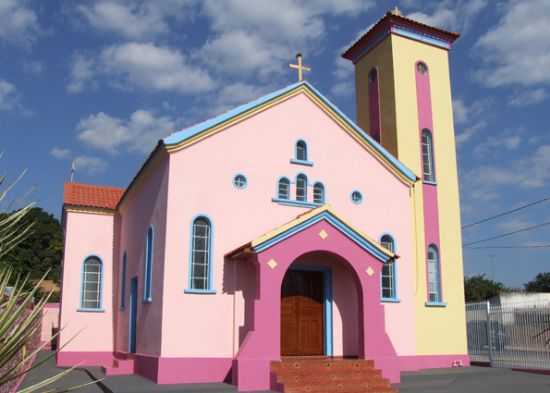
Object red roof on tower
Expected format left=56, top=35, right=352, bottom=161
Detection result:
left=342, top=9, right=460, bottom=62
left=64, top=182, right=125, bottom=210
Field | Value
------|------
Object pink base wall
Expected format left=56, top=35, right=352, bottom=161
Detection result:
left=55, top=350, right=469, bottom=386
left=399, top=354, right=470, bottom=371
left=56, top=351, right=113, bottom=367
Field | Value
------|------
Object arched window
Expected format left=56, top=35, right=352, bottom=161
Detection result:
left=427, top=245, right=442, bottom=303
left=143, top=226, right=154, bottom=302
left=81, top=256, right=102, bottom=310
left=190, top=216, right=212, bottom=291
left=296, top=140, right=308, bottom=161
left=296, top=174, right=307, bottom=201
left=417, top=61, right=428, bottom=75
left=368, top=68, right=377, bottom=83
left=421, top=129, right=436, bottom=182
left=313, top=182, right=325, bottom=204
left=120, top=252, right=127, bottom=310
left=278, top=177, right=290, bottom=200
left=380, top=235, right=396, bottom=300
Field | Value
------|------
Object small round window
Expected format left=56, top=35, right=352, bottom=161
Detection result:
left=417, top=62, right=428, bottom=74
left=351, top=191, right=363, bottom=204
left=233, top=174, right=247, bottom=189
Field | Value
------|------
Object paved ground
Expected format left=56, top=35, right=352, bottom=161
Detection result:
left=397, top=366, right=550, bottom=393
left=20, top=352, right=550, bottom=393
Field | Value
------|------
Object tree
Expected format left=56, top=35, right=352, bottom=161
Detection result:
left=0, top=207, right=63, bottom=283
left=524, top=272, right=550, bottom=292
left=464, top=274, right=506, bottom=302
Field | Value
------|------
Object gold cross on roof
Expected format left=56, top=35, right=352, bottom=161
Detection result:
left=289, top=53, right=311, bottom=82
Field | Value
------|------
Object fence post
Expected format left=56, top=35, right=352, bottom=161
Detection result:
left=486, top=301, right=494, bottom=365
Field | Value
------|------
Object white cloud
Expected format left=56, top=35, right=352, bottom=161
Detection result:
left=0, top=0, right=40, bottom=45
left=461, top=144, right=550, bottom=208
left=198, top=0, right=372, bottom=79
left=67, top=53, right=96, bottom=94
left=68, top=43, right=215, bottom=94
left=208, top=82, right=273, bottom=116
left=23, top=61, right=44, bottom=75
left=474, top=133, right=522, bottom=157
left=497, top=218, right=532, bottom=232
left=453, top=99, right=469, bottom=125
left=77, top=109, right=176, bottom=154
left=74, top=155, right=107, bottom=175
left=0, top=79, right=18, bottom=111
left=76, top=0, right=192, bottom=39
left=476, top=0, right=550, bottom=87
left=455, top=121, right=486, bottom=146
left=509, top=88, right=548, bottom=107
left=50, top=147, right=72, bottom=160
left=407, top=0, right=488, bottom=32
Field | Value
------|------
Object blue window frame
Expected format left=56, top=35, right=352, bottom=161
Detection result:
left=81, top=256, right=103, bottom=310
left=351, top=190, right=363, bottom=204
left=143, top=226, right=154, bottom=302
left=380, top=235, right=397, bottom=300
left=233, top=174, right=247, bottom=189
left=278, top=177, right=290, bottom=200
left=296, top=174, right=307, bottom=201
left=189, top=216, right=213, bottom=291
left=427, top=245, right=442, bottom=303
left=120, top=252, right=127, bottom=310
left=313, top=182, right=325, bottom=204
left=296, top=140, right=307, bottom=161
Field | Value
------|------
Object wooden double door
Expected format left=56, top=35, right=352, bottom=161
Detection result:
left=281, top=270, right=325, bottom=356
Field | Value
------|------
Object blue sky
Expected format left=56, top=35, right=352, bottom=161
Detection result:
left=1, top=0, right=549, bottom=288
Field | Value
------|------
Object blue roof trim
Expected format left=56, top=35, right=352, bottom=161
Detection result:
left=163, top=81, right=416, bottom=182
left=164, top=81, right=303, bottom=145
left=253, top=210, right=391, bottom=263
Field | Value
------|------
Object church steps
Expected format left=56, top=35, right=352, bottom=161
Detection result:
left=271, top=358, right=397, bottom=393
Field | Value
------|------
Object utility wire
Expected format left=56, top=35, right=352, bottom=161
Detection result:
left=462, top=195, right=550, bottom=229
left=466, top=244, right=550, bottom=250
left=463, top=220, right=550, bottom=246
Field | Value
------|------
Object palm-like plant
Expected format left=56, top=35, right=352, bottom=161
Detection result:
left=0, top=168, right=89, bottom=392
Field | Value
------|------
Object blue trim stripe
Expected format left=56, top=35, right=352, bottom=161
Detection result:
left=163, top=82, right=416, bottom=183
left=253, top=211, right=390, bottom=262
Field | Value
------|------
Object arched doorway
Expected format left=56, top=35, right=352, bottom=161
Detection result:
left=280, top=251, right=363, bottom=357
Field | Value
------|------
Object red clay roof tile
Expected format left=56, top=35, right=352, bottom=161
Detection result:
left=64, top=182, right=125, bottom=210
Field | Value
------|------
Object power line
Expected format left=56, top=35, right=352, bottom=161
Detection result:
left=466, top=244, right=550, bottom=250
left=463, top=220, right=550, bottom=246
left=462, top=195, right=550, bottom=229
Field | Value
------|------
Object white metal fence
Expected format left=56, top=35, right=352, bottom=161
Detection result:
left=466, top=301, right=550, bottom=370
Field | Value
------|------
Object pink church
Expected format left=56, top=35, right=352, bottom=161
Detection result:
left=58, top=11, right=469, bottom=392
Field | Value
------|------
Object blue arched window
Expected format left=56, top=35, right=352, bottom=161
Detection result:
left=421, top=129, right=436, bottom=182
left=190, top=216, right=212, bottom=291
left=296, top=174, right=307, bottom=201
left=380, top=235, right=397, bottom=300
left=296, top=140, right=308, bottom=161
left=278, top=177, right=290, bottom=200
left=143, top=226, right=154, bottom=302
left=120, top=252, right=127, bottom=310
left=427, top=245, right=442, bottom=303
left=81, top=256, right=103, bottom=310
left=313, top=182, right=325, bottom=204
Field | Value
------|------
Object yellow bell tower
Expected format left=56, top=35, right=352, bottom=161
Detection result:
left=343, top=10, right=468, bottom=358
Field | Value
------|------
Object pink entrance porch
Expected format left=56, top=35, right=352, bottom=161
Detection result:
left=227, top=206, right=399, bottom=391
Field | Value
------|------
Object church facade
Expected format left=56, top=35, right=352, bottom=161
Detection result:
left=58, top=11, right=469, bottom=392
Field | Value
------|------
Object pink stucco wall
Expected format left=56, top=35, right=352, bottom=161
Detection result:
left=161, top=92, right=416, bottom=359
left=58, top=210, right=115, bottom=359
left=114, top=151, right=170, bottom=357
